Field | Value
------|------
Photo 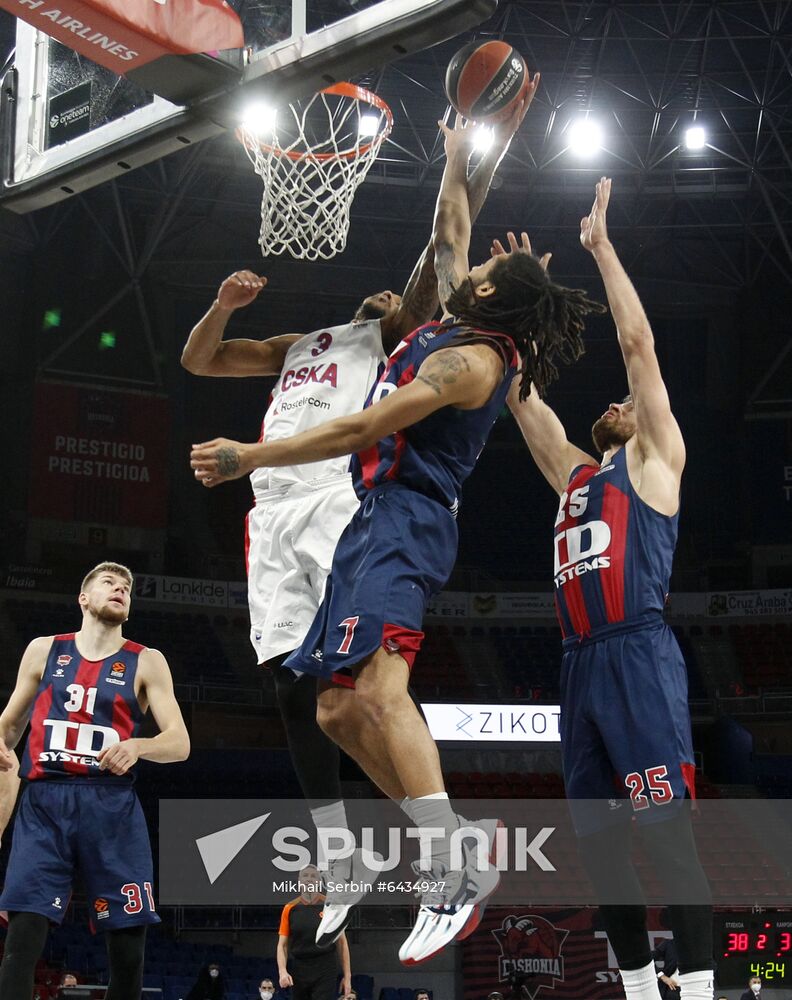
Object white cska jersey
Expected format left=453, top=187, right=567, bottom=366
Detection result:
left=250, top=318, right=387, bottom=496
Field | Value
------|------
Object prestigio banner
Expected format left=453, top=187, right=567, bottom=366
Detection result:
left=28, top=382, right=169, bottom=529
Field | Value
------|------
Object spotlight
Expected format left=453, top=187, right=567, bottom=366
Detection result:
left=568, top=118, right=603, bottom=157
left=241, top=103, right=277, bottom=136
left=358, top=113, right=381, bottom=138
left=473, top=126, right=495, bottom=153
left=685, top=125, right=706, bottom=150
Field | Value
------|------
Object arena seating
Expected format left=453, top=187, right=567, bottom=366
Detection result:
left=0, top=920, right=383, bottom=1000
left=729, top=621, right=792, bottom=691
left=8, top=595, right=791, bottom=706
left=4, top=598, right=239, bottom=688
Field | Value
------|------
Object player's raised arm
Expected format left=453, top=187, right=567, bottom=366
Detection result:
left=189, top=343, right=503, bottom=486
left=181, top=270, right=302, bottom=377
left=492, top=231, right=598, bottom=493
left=432, top=117, right=477, bottom=316
left=581, top=178, right=685, bottom=474
left=508, top=376, right=598, bottom=495
left=386, top=88, right=539, bottom=349
left=97, top=648, right=189, bottom=775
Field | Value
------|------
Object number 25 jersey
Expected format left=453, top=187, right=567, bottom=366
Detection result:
left=554, top=446, right=679, bottom=639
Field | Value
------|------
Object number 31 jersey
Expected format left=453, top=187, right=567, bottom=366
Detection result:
left=20, top=634, right=145, bottom=782
left=251, top=319, right=386, bottom=496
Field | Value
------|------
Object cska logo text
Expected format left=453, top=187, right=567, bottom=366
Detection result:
left=281, top=363, right=338, bottom=393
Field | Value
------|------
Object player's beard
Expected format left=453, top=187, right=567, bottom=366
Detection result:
left=591, top=415, right=633, bottom=454
left=90, top=601, right=128, bottom=625
left=353, top=300, right=388, bottom=322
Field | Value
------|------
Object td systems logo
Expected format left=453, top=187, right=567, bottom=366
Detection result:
left=492, top=914, right=569, bottom=999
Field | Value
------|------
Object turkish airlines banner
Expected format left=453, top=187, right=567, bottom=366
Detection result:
left=1, top=0, right=244, bottom=74
left=28, top=382, right=169, bottom=529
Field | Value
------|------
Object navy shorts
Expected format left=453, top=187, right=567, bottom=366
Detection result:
left=560, top=618, right=696, bottom=836
left=0, top=780, right=160, bottom=930
left=286, top=483, right=458, bottom=682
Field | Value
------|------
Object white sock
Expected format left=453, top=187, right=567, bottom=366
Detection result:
left=410, top=792, right=459, bottom=870
left=620, top=961, right=660, bottom=1000
left=400, top=797, right=414, bottom=822
left=310, top=799, right=349, bottom=832
left=310, top=800, right=350, bottom=872
left=677, top=969, right=714, bottom=1000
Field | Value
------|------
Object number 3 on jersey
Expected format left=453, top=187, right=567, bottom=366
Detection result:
left=337, top=616, right=360, bottom=655
left=311, top=332, right=333, bottom=357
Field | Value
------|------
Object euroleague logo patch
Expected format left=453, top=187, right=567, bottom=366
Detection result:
left=492, top=914, right=569, bottom=997
left=94, top=897, right=110, bottom=920
left=106, top=661, right=127, bottom=686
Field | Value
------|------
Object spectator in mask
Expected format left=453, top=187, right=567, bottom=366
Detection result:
left=187, top=962, right=225, bottom=1000
left=740, top=977, right=762, bottom=1000
left=256, top=978, right=275, bottom=1000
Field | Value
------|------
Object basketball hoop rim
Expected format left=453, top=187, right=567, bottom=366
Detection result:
left=235, top=82, right=393, bottom=162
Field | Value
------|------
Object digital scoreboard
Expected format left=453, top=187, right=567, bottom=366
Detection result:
left=717, top=914, right=792, bottom=986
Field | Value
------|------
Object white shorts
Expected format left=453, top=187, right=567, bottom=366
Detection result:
left=245, top=476, right=360, bottom=664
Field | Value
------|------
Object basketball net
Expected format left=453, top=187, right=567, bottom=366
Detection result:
left=236, top=82, right=393, bottom=261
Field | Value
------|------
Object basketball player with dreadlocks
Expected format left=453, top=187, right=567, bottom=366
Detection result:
left=182, top=103, right=532, bottom=944
left=190, top=104, right=604, bottom=965
left=507, top=178, right=713, bottom=1000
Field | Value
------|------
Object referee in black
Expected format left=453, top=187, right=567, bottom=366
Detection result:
left=277, top=865, right=352, bottom=999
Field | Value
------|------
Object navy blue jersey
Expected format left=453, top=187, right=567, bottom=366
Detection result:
left=352, top=321, right=519, bottom=510
left=553, top=446, right=679, bottom=639
left=20, top=634, right=146, bottom=782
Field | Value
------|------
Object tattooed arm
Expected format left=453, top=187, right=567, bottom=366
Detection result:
left=190, top=344, right=503, bottom=485
left=432, top=121, right=476, bottom=318
left=384, top=109, right=533, bottom=352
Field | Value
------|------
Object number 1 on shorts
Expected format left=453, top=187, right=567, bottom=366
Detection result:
left=337, top=616, right=360, bottom=655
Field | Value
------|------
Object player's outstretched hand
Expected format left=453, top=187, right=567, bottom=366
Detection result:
left=0, top=738, right=16, bottom=772
left=190, top=438, right=254, bottom=487
left=216, top=270, right=267, bottom=311
left=437, top=112, right=478, bottom=159
left=492, top=70, right=541, bottom=142
left=98, top=739, right=140, bottom=775
left=580, top=176, right=612, bottom=253
left=490, top=230, right=552, bottom=270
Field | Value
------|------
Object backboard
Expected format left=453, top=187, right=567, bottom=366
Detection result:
left=0, top=0, right=497, bottom=212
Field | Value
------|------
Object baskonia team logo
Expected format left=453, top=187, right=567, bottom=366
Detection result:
left=492, top=914, right=569, bottom=999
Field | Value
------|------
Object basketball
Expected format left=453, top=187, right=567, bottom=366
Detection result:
left=445, top=40, right=529, bottom=123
